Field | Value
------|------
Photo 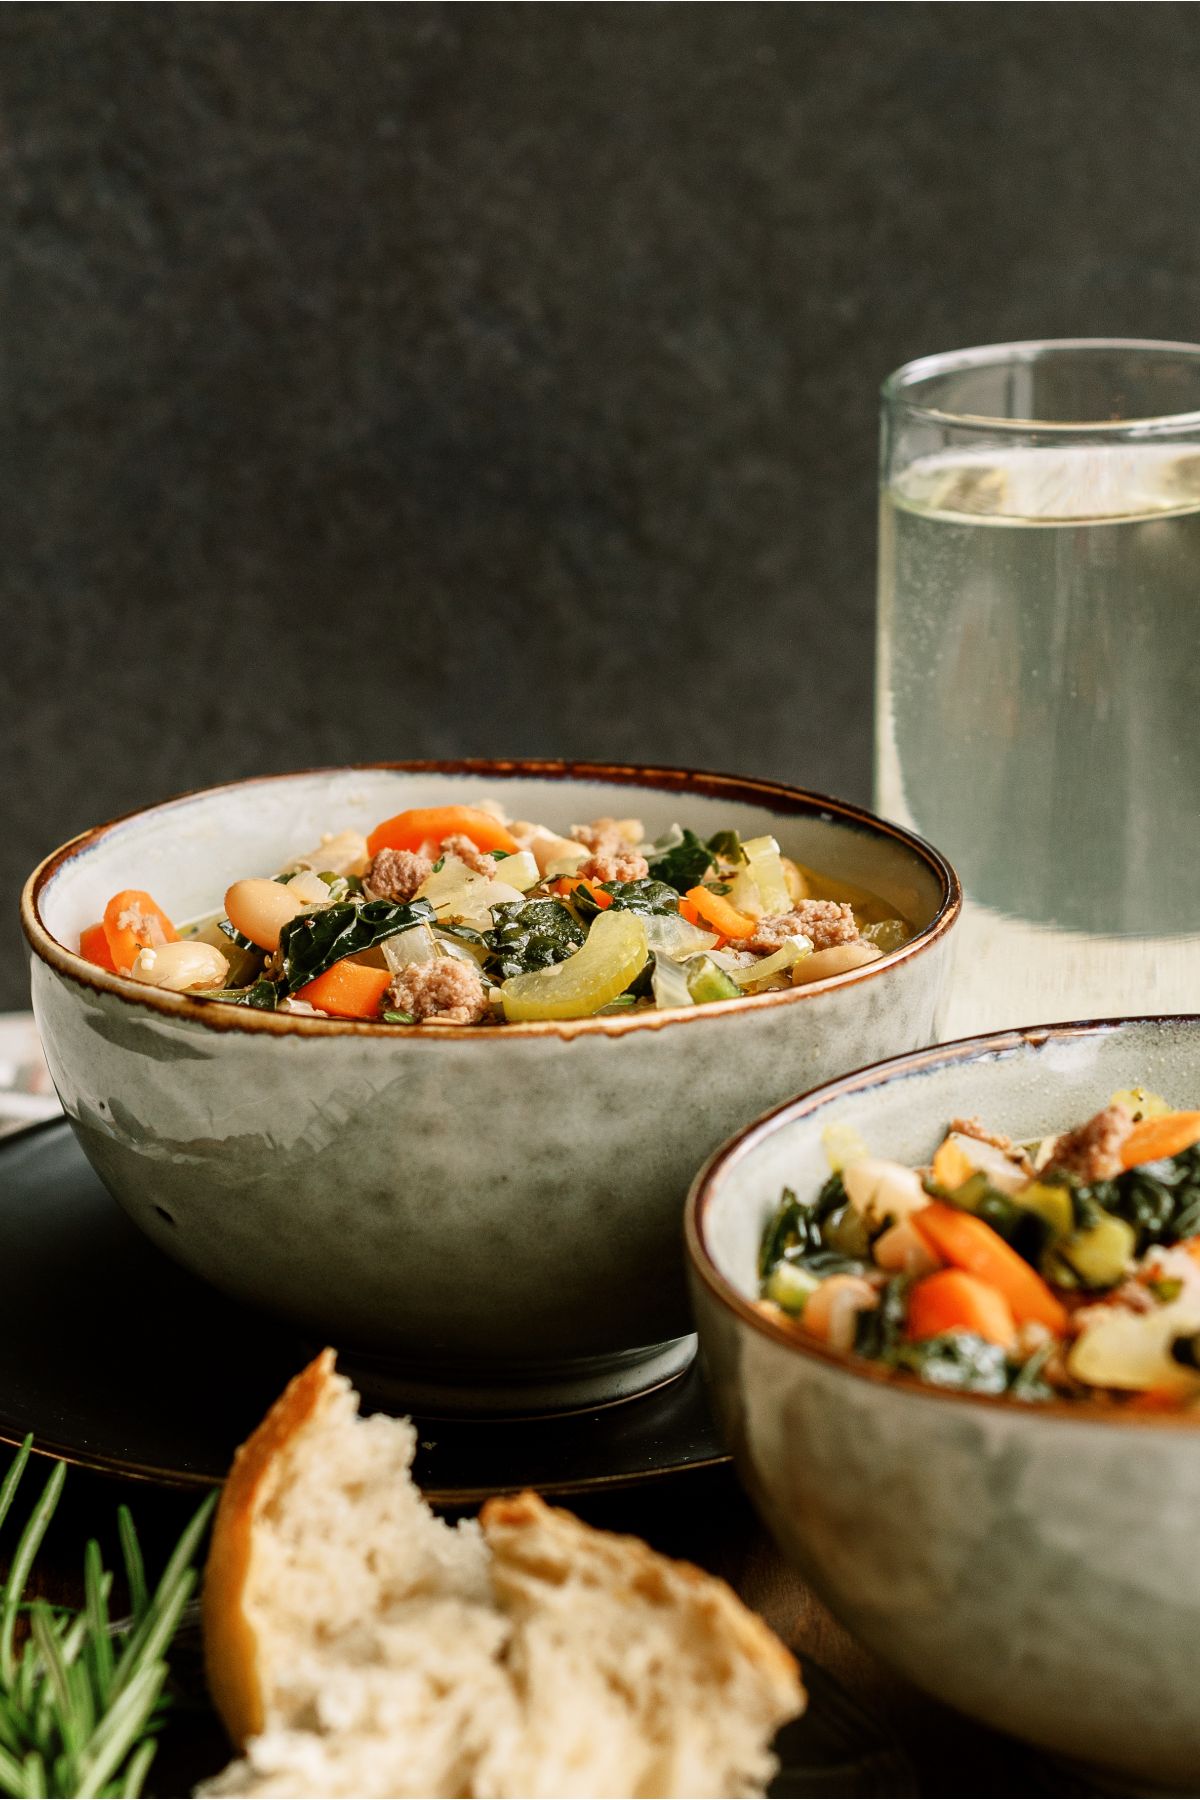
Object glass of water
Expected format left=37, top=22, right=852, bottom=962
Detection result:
left=876, top=339, right=1200, bottom=1037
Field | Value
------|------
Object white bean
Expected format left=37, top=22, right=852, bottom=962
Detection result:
left=791, top=940, right=883, bottom=985
left=225, top=878, right=307, bottom=951
left=131, top=941, right=230, bottom=992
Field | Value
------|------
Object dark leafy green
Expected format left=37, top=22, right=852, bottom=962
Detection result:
left=646, top=829, right=714, bottom=892
left=484, top=899, right=586, bottom=979
left=217, top=919, right=256, bottom=952
left=758, top=1176, right=849, bottom=1279
left=935, top=1173, right=1055, bottom=1268
left=706, top=829, right=743, bottom=863
left=1070, top=1146, right=1200, bottom=1252
left=853, top=1276, right=912, bottom=1361
left=572, top=879, right=681, bottom=921
left=198, top=979, right=280, bottom=1010
left=277, top=898, right=435, bottom=994
left=891, top=1333, right=1011, bottom=1394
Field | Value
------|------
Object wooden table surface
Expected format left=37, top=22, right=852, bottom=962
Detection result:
left=12, top=1452, right=1065, bottom=1799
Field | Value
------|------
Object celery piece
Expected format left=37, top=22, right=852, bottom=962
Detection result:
left=500, top=911, right=648, bottom=1021
left=685, top=957, right=741, bottom=1005
left=764, top=1260, right=822, bottom=1316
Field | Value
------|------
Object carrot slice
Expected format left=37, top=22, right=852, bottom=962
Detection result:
left=1120, top=1111, right=1200, bottom=1170
left=79, top=921, right=117, bottom=972
left=552, top=877, right=612, bottom=909
left=367, top=806, right=519, bottom=859
left=102, top=890, right=179, bottom=976
left=912, top=1202, right=1068, bottom=1333
left=295, top=962, right=392, bottom=1020
left=683, top=886, right=756, bottom=940
left=906, top=1268, right=1017, bottom=1348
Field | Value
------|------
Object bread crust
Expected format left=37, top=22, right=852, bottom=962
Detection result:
left=204, top=1348, right=339, bottom=1746
left=481, top=1491, right=803, bottom=1709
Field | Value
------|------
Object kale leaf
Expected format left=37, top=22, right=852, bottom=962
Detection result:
left=1077, top=1145, right=1200, bottom=1251
left=758, top=1175, right=850, bottom=1279
left=646, top=829, right=714, bottom=893
left=277, top=898, right=435, bottom=993
left=572, top=879, right=682, bottom=921
left=891, top=1332, right=1011, bottom=1394
left=198, top=979, right=280, bottom=1010
left=706, top=829, right=743, bottom=864
left=484, top=899, right=586, bottom=979
left=853, top=1276, right=912, bottom=1361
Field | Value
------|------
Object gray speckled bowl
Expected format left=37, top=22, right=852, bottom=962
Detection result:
left=686, top=1016, right=1200, bottom=1788
left=22, top=760, right=958, bottom=1414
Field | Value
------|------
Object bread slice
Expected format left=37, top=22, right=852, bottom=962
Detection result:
left=201, top=1350, right=804, bottom=1798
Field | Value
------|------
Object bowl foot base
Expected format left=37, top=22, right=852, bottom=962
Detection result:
left=331, top=1332, right=698, bottom=1419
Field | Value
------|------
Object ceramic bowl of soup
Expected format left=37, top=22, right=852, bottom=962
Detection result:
left=686, top=1016, right=1200, bottom=1786
left=23, top=761, right=958, bottom=1414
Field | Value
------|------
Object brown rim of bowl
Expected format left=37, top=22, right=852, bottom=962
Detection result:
left=686, top=1014, right=1200, bottom=1430
left=20, top=758, right=960, bottom=1043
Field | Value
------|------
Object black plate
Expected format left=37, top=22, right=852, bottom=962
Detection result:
left=0, top=1121, right=729, bottom=1501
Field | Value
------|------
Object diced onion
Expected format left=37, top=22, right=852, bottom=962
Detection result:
left=651, top=951, right=697, bottom=1010
left=742, top=835, right=792, bottom=916
left=382, top=926, right=437, bottom=973
left=642, top=914, right=719, bottom=958
left=732, top=936, right=812, bottom=990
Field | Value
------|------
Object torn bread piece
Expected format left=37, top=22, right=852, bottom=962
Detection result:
left=202, top=1351, right=804, bottom=1798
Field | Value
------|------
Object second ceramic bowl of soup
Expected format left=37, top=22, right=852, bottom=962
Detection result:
left=23, top=761, right=958, bottom=1413
left=687, top=1016, right=1200, bottom=1786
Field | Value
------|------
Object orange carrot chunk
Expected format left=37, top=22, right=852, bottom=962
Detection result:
left=367, top=806, right=519, bottom=860
left=907, top=1268, right=1017, bottom=1348
left=683, top=886, right=756, bottom=940
left=1120, top=1111, right=1200, bottom=1170
left=79, top=921, right=117, bottom=972
left=102, top=890, right=179, bottom=977
left=294, top=962, right=393, bottom=1020
left=552, top=877, right=612, bottom=909
left=912, top=1202, right=1068, bottom=1334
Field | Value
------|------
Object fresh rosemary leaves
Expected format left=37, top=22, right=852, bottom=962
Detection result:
left=0, top=1437, right=214, bottom=1799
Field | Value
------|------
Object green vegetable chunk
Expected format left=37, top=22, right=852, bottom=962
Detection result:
left=892, top=1332, right=1011, bottom=1394
left=646, top=829, right=714, bottom=892
left=686, top=958, right=741, bottom=1005
left=485, top=898, right=587, bottom=978
left=764, top=1261, right=822, bottom=1315
left=574, top=880, right=682, bottom=919
left=278, top=898, right=436, bottom=994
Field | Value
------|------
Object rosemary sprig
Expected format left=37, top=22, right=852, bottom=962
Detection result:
left=0, top=1438, right=214, bottom=1799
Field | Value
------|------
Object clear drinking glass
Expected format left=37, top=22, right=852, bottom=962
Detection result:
left=876, top=339, right=1200, bottom=1037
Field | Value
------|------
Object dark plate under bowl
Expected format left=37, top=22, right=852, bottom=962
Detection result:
left=0, top=1120, right=727, bottom=1501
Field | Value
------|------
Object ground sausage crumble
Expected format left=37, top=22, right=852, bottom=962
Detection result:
left=744, top=901, right=860, bottom=955
left=1046, top=1103, right=1134, bottom=1185
left=385, top=958, right=490, bottom=1026
left=366, top=848, right=433, bottom=904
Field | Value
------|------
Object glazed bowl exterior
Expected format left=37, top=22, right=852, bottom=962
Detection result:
left=687, top=1016, right=1200, bottom=1786
left=23, top=761, right=957, bottom=1413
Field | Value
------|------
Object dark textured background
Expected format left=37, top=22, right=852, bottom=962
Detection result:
left=6, top=2, right=1200, bottom=1005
